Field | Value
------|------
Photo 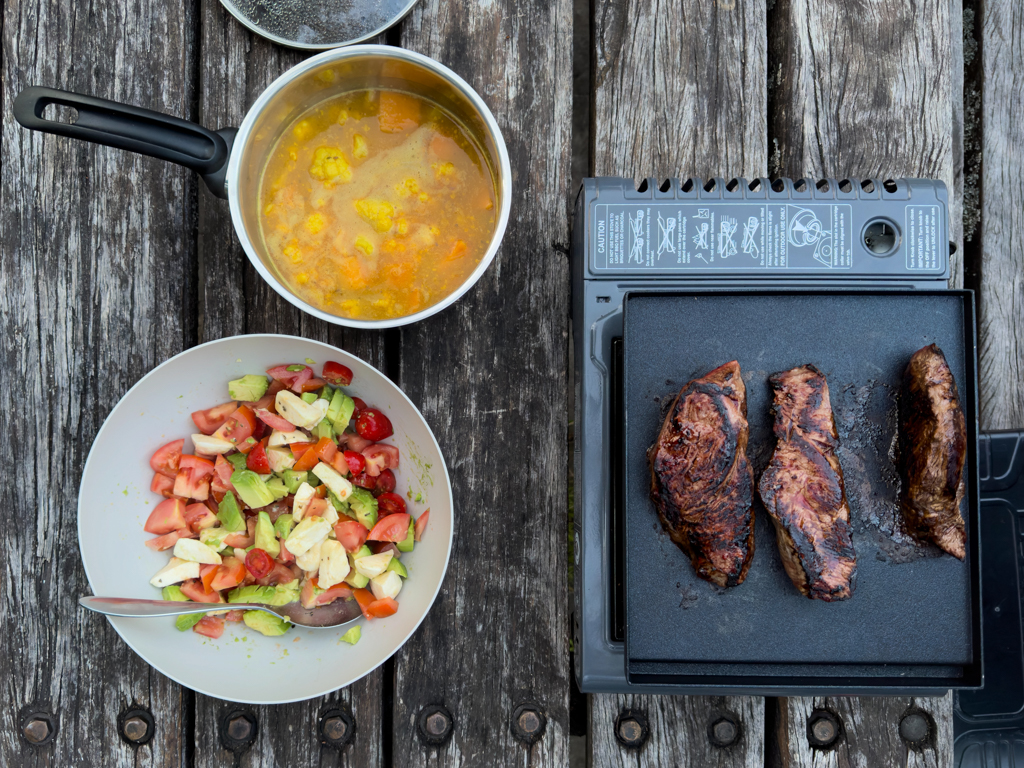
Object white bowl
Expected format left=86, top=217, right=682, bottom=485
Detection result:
left=77, top=334, right=453, bottom=704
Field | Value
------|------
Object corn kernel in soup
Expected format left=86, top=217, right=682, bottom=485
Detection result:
left=259, top=89, right=497, bottom=321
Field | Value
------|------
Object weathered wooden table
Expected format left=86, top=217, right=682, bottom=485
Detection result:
left=2, top=0, right=1019, bottom=764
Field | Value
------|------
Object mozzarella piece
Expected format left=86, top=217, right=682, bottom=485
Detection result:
left=266, top=446, right=296, bottom=473
left=172, top=538, right=223, bottom=564
left=295, top=538, right=323, bottom=572
left=268, top=429, right=308, bottom=448
left=191, top=434, right=235, bottom=455
left=312, top=462, right=353, bottom=501
left=292, top=482, right=315, bottom=522
left=284, top=516, right=331, bottom=556
left=233, top=547, right=248, bottom=561
left=317, top=540, right=351, bottom=589
left=275, top=390, right=324, bottom=429
left=354, top=551, right=393, bottom=579
left=370, top=570, right=403, bottom=601
left=322, top=503, right=339, bottom=525
left=150, top=557, right=200, bottom=587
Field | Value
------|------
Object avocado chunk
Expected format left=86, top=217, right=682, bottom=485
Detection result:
left=396, top=518, right=415, bottom=552
left=312, top=418, right=334, bottom=441
left=340, top=626, right=361, bottom=645
left=349, top=487, right=378, bottom=530
left=200, top=527, right=232, bottom=551
left=328, top=489, right=351, bottom=515
left=265, top=475, right=289, bottom=500
left=176, top=612, right=206, bottom=631
left=274, top=514, right=295, bottom=540
left=281, top=469, right=308, bottom=494
left=300, top=392, right=319, bottom=405
left=230, top=470, right=276, bottom=509
left=243, top=610, right=291, bottom=636
left=344, top=569, right=370, bottom=589
left=228, top=374, right=269, bottom=402
left=162, top=585, right=189, bottom=601
left=387, top=558, right=408, bottom=578
left=254, top=511, right=281, bottom=558
left=318, top=385, right=334, bottom=402
left=228, top=582, right=300, bottom=607
left=217, top=492, right=246, bottom=532
left=225, top=452, right=248, bottom=472
left=329, top=391, right=355, bottom=430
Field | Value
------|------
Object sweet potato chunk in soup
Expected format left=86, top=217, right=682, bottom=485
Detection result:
left=259, top=90, right=497, bottom=321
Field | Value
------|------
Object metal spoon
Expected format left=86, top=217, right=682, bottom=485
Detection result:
left=80, top=595, right=363, bottom=628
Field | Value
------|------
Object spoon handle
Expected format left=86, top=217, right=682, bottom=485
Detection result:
left=80, top=595, right=266, bottom=618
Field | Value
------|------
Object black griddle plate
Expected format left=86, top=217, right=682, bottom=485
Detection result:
left=623, top=290, right=981, bottom=684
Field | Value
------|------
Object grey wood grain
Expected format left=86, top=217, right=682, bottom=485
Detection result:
left=774, top=694, right=953, bottom=768
left=978, top=0, right=1024, bottom=430
left=767, top=0, right=963, bottom=285
left=391, top=0, right=573, bottom=765
left=767, top=1, right=961, bottom=764
left=191, top=4, right=385, bottom=766
left=589, top=0, right=767, bottom=764
left=0, top=0, right=198, bottom=765
left=591, top=695, right=765, bottom=768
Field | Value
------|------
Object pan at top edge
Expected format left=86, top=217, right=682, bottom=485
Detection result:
left=220, top=0, right=421, bottom=50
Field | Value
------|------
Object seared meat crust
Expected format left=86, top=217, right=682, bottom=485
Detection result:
left=648, top=361, right=755, bottom=587
left=898, top=344, right=967, bottom=560
left=758, top=365, right=857, bottom=601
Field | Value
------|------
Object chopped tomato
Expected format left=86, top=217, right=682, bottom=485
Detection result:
left=351, top=397, right=368, bottom=415
left=211, top=454, right=234, bottom=494
left=329, top=451, right=350, bottom=476
left=191, top=401, right=238, bottom=435
left=335, top=519, right=369, bottom=553
left=144, top=498, right=188, bottom=534
left=278, top=536, right=294, bottom=563
left=267, top=364, right=314, bottom=393
left=301, top=377, right=326, bottom=393
left=246, top=440, right=271, bottom=473
left=352, top=472, right=376, bottom=491
left=255, top=408, right=295, bottom=432
left=371, top=541, right=402, bottom=559
left=314, top=436, right=338, bottom=463
left=151, top=472, right=177, bottom=498
left=173, top=455, right=215, bottom=501
left=184, top=503, right=217, bottom=532
left=201, top=563, right=219, bottom=593
left=150, top=439, right=184, bottom=478
left=236, top=437, right=258, bottom=455
left=180, top=579, right=224, bottom=603
left=366, top=597, right=399, bottom=618
left=256, top=563, right=296, bottom=586
left=224, top=610, right=245, bottom=622
left=251, top=418, right=267, bottom=442
left=343, top=450, right=366, bottom=475
left=352, top=587, right=376, bottom=619
left=289, top=441, right=315, bottom=459
left=245, top=548, right=274, bottom=579
left=289, top=367, right=313, bottom=393
left=144, top=529, right=195, bottom=551
left=211, top=557, right=246, bottom=591
left=292, top=443, right=322, bottom=472
left=300, top=577, right=318, bottom=609
left=376, top=492, right=407, bottom=517
left=306, top=498, right=330, bottom=519
left=212, top=404, right=256, bottom=444
left=322, top=361, right=354, bottom=386
left=223, top=530, right=254, bottom=548
left=363, top=444, right=399, bottom=477
left=415, top=509, right=430, bottom=542
left=374, top=469, right=397, bottom=495
left=367, top=512, right=411, bottom=542
left=313, top=484, right=329, bottom=499
left=315, top=584, right=354, bottom=606
left=355, top=409, right=393, bottom=441
left=193, top=615, right=225, bottom=639
left=344, top=433, right=374, bottom=453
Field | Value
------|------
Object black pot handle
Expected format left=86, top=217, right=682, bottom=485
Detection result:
left=13, top=86, right=236, bottom=199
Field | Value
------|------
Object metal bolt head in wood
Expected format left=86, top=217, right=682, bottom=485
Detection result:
left=22, top=718, right=50, bottom=744
left=807, top=711, right=840, bottom=748
left=417, top=704, right=453, bottom=746
left=426, top=712, right=448, bottom=736
left=511, top=704, right=547, bottom=744
left=614, top=708, right=649, bottom=749
left=122, top=717, right=148, bottom=742
left=710, top=717, right=738, bottom=747
left=322, top=716, right=347, bottom=742
left=227, top=716, right=252, bottom=742
left=899, top=712, right=931, bottom=744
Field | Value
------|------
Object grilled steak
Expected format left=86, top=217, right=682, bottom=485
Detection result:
left=648, top=361, right=755, bottom=587
left=758, top=365, right=856, bottom=601
left=898, top=344, right=967, bottom=559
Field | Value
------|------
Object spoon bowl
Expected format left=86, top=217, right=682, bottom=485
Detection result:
left=80, top=595, right=362, bottom=629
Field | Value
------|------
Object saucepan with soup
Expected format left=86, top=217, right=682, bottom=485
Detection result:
left=14, top=47, right=510, bottom=328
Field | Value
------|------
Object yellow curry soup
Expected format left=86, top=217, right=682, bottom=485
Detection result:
left=259, top=89, right=497, bottom=321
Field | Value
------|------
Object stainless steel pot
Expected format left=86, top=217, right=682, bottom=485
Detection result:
left=14, top=46, right=512, bottom=329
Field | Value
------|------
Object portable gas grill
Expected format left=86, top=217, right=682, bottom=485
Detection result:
left=570, top=176, right=983, bottom=696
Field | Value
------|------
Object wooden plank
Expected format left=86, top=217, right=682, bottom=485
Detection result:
left=773, top=694, right=954, bottom=768
left=390, top=0, right=572, bottom=765
left=191, top=4, right=384, bottom=766
left=589, top=0, right=767, bottom=764
left=591, top=695, right=765, bottom=767
left=767, top=1, right=961, bottom=764
left=0, top=0, right=197, bottom=764
left=978, top=0, right=1024, bottom=430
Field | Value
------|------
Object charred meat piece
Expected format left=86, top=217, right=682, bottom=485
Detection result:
left=898, top=344, right=967, bottom=560
left=758, top=365, right=856, bottom=601
left=648, top=361, right=755, bottom=587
